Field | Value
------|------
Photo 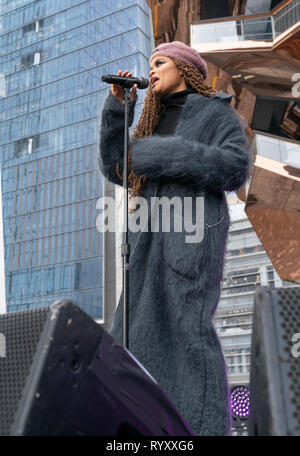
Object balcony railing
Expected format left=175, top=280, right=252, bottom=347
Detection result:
left=191, top=0, right=300, bottom=45
left=274, top=0, right=300, bottom=34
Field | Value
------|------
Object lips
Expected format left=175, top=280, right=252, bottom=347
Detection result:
left=151, top=77, right=159, bottom=86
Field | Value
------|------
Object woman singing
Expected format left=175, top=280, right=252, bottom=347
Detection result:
left=98, top=41, right=250, bottom=435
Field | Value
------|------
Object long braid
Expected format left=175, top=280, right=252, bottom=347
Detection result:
left=117, top=57, right=217, bottom=199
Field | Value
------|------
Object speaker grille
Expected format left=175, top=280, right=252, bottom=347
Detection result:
left=275, top=288, right=300, bottom=434
left=0, top=307, right=50, bottom=436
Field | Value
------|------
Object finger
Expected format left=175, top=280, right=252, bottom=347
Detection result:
left=131, top=84, right=137, bottom=97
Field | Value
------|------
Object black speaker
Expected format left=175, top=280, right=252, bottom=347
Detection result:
left=249, top=286, right=300, bottom=436
left=0, top=301, right=195, bottom=436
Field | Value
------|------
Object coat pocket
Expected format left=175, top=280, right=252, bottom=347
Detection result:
left=158, top=192, right=206, bottom=279
left=163, top=229, right=206, bottom=279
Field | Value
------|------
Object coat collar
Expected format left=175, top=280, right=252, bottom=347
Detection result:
left=171, top=92, right=234, bottom=133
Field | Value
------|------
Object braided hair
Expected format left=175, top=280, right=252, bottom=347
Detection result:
left=116, top=57, right=217, bottom=198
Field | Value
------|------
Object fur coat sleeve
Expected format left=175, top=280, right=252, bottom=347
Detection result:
left=98, top=91, right=138, bottom=185
left=130, top=96, right=250, bottom=193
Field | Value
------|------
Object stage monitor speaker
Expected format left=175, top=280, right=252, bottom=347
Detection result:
left=249, top=286, right=300, bottom=436
left=0, top=301, right=195, bottom=436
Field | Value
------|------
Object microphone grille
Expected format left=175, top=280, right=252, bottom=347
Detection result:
left=139, top=77, right=150, bottom=89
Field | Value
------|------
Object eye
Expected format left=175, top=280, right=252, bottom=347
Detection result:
left=150, top=60, right=163, bottom=71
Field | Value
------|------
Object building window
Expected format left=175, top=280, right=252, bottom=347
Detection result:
left=14, top=135, right=40, bottom=158
left=222, top=268, right=260, bottom=296
left=225, top=348, right=251, bottom=375
left=22, top=19, right=44, bottom=36
left=0, top=73, right=6, bottom=98
left=74, top=262, right=81, bottom=289
left=201, top=0, right=229, bottom=20
left=21, top=51, right=41, bottom=69
left=227, top=244, right=264, bottom=257
left=216, top=312, right=253, bottom=333
left=229, top=227, right=254, bottom=237
left=267, top=265, right=275, bottom=288
left=222, top=334, right=252, bottom=375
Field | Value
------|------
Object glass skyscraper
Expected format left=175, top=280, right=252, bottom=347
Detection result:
left=0, top=0, right=154, bottom=319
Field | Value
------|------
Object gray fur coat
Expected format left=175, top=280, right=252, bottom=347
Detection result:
left=98, top=90, right=250, bottom=435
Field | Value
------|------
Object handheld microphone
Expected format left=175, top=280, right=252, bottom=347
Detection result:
left=101, top=74, right=149, bottom=89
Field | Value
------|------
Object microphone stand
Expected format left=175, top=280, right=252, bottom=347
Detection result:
left=101, top=74, right=148, bottom=349
left=121, top=84, right=132, bottom=350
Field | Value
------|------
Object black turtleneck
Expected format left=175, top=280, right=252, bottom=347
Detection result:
left=152, top=88, right=197, bottom=136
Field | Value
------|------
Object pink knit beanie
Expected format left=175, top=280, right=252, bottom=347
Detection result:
left=150, top=41, right=208, bottom=80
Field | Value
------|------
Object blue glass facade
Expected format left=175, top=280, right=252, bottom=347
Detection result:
left=0, top=0, right=153, bottom=318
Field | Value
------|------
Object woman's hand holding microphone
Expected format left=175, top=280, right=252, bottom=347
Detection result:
left=111, top=70, right=137, bottom=105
